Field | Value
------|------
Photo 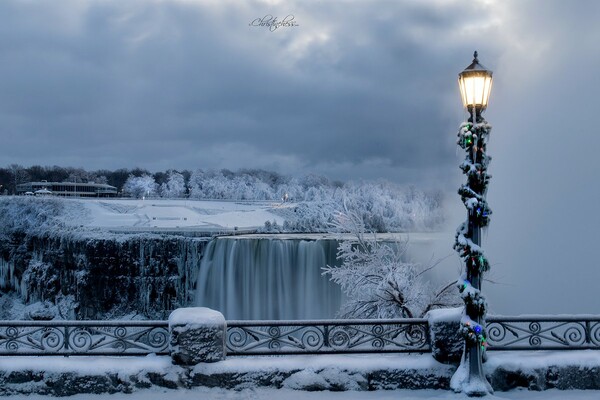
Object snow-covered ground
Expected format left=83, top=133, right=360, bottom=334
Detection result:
left=62, top=198, right=287, bottom=231
left=6, top=388, right=600, bottom=399
left=3, top=351, right=600, bottom=398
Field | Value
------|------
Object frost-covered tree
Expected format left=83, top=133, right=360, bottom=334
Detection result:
left=8, top=164, right=29, bottom=194
left=188, top=170, right=227, bottom=199
left=160, top=170, right=186, bottom=198
left=323, top=209, right=459, bottom=319
left=188, top=169, right=277, bottom=200
left=122, top=174, right=158, bottom=198
left=66, top=168, right=90, bottom=184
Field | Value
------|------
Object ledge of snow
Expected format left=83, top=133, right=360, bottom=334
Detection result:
left=169, top=307, right=225, bottom=327
left=425, top=307, right=463, bottom=323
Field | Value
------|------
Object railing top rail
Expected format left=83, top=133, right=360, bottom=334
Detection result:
left=226, top=318, right=428, bottom=327
left=2, top=315, right=600, bottom=327
left=0, top=320, right=168, bottom=327
left=487, top=315, right=600, bottom=322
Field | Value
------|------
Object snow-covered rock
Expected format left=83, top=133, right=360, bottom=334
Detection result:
left=425, top=307, right=463, bottom=364
left=282, top=367, right=368, bottom=391
left=169, top=307, right=226, bottom=365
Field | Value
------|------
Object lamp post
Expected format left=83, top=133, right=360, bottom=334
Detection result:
left=451, top=51, right=494, bottom=396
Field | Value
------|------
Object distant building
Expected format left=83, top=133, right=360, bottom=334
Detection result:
left=16, top=181, right=118, bottom=198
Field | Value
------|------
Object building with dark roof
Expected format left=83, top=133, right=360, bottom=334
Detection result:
left=16, top=181, right=118, bottom=197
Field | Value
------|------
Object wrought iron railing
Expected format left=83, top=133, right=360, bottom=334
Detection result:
left=0, top=320, right=169, bottom=355
left=486, top=316, right=600, bottom=351
left=226, top=318, right=430, bottom=355
left=2, top=315, right=600, bottom=356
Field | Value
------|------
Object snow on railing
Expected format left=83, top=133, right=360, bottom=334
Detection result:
left=0, top=320, right=169, bottom=356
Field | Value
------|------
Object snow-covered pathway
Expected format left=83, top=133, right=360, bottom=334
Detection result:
left=7, top=388, right=600, bottom=400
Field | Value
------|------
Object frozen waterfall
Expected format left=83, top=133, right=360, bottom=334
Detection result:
left=195, top=238, right=342, bottom=320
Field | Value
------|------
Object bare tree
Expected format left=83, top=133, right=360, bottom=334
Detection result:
left=322, top=208, right=460, bottom=319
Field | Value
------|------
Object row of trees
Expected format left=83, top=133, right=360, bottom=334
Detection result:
left=0, top=164, right=344, bottom=200
left=0, top=165, right=338, bottom=199
left=121, top=169, right=345, bottom=201
left=0, top=164, right=174, bottom=195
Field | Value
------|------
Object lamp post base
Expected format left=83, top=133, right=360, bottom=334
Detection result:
left=450, top=347, right=493, bottom=396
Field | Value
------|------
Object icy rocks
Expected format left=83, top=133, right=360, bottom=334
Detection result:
left=169, top=307, right=226, bottom=365
left=282, top=368, right=368, bottom=391
left=426, top=307, right=464, bottom=365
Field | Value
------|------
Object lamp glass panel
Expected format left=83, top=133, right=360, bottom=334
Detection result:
left=459, top=73, right=492, bottom=108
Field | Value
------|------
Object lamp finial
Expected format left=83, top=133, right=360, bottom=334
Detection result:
left=473, top=51, right=478, bottom=62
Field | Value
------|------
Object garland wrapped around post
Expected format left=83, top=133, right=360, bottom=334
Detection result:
left=450, top=111, right=494, bottom=395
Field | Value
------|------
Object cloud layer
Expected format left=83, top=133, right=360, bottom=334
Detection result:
left=1, top=0, right=600, bottom=314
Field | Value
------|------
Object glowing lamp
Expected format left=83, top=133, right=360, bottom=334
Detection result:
left=458, top=51, right=493, bottom=118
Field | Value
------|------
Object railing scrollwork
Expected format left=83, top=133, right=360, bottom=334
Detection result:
left=486, top=316, right=600, bottom=350
left=0, top=320, right=169, bottom=355
left=225, top=318, right=430, bottom=355
left=3, top=315, right=600, bottom=356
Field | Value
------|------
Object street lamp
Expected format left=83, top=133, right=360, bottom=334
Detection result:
left=458, top=51, right=493, bottom=123
left=451, top=51, right=494, bottom=396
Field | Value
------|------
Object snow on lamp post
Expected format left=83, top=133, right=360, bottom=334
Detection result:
left=451, top=51, right=494, bottom=396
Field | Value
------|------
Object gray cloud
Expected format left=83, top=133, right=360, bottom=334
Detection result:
left=1, top=0, right=600, bottom=314
left=0, top=0, right=486, bottom=185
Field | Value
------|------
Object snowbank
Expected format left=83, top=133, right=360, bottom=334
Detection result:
left=169, top=307, right=225, bottom=327
left=4, top=350, right=600, bottom=396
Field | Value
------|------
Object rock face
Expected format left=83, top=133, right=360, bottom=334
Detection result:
left=0, top=233, right=208, bottom=319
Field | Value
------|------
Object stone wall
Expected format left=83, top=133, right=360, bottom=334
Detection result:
left=3, top=351, right=600, bottom=396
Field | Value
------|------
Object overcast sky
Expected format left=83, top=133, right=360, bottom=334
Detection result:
left=2, top=0, right=600, bottom=314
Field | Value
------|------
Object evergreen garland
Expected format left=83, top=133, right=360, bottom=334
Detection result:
left=454, top=119, right=492, bottom=351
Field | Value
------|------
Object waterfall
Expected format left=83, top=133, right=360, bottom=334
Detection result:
left=195, top=238, right=342, bottom=320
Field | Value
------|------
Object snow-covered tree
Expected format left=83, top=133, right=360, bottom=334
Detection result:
left=323, top=209, right=459, bottom=319
left=92, top=175, right=109, bottom=184
left=66, top=168, right=90, bottom=184
left=122, top=174, right=158, bottom=198
left=160, top=170, right=186, bottom=198
left=8, top=164, right=29, bottom=194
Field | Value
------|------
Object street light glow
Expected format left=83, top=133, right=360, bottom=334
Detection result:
left=458, top=51, right=493, bottom=111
